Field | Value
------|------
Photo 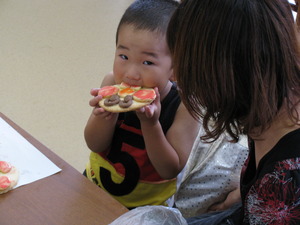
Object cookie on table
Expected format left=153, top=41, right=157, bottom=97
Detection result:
left=0, top=161, right=19, bottom=194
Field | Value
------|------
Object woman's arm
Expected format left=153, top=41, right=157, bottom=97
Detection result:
left=208, top=188, right=241, bottom=212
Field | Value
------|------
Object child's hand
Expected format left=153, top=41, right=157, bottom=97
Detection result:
left=136, top=87, right=161, bottom=124
left=89, top=88, right=117, bottom=120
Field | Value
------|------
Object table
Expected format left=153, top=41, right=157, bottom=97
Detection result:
left=0, top=112, right=128, bottom=225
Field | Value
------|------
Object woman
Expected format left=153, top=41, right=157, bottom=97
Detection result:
left=167, top=0, right=300, bottom=224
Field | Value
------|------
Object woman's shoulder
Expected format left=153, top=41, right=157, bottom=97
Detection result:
left=254, top=157, right=300, bottom=193
left=273, top=157, right=300, bottom=174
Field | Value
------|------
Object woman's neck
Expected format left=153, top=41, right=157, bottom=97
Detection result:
left=250, top=106, right=300, bottom=167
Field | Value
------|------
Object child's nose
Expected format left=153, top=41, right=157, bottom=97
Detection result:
left=126, top=66, right=140, bottom=80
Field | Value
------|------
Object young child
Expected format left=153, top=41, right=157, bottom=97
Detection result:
left=167, top=0, right=300, bottom=224
left=84, top=0, right=199, bottom=209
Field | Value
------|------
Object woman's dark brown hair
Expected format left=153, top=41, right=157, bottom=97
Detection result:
left=167, top=0, right=300, bottom=142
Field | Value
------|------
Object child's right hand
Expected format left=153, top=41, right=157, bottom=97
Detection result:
left=136, top=87, right=161, bottom=124
left=89, top=88, right=116, bottom=120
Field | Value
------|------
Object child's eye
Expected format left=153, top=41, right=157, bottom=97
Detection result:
left=143, top=61, right=154, bottom=65
left=120, top=54, right=128, bottom=60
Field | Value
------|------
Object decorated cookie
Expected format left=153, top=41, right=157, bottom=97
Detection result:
left=98, top=82, right=156, bottom=113
left=0, top=161, right=19, bottom=194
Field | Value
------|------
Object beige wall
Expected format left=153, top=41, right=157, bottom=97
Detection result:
left=0, top=0, right=134, bottom=172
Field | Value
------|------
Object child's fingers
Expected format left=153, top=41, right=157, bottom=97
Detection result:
left=137, top=106, right=145, bottom=113
left=93, top=107, right=105, bottom=116
left=90, top=88, right=100, bottom=96
left=144, top=105, right=155, bottom=118
left=89, top=95, right=102, bottom=107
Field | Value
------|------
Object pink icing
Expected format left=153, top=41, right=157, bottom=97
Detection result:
left=0, top=176, right=11, bottom=190
left=0, top=161, right=12, bottom=173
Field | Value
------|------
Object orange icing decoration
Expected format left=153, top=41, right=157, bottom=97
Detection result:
left=118, top=88, right=135, bottom=96
left=120, top=82, right=140, bottom=89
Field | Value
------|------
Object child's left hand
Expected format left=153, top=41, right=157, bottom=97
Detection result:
left=136, top=87, right=161, bottom=124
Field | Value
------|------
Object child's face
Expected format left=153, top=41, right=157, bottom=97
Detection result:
left=113, top=24, right=173, bottom=92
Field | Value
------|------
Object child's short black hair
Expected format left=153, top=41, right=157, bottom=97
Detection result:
left=116, top=0, right=179, bottom=43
